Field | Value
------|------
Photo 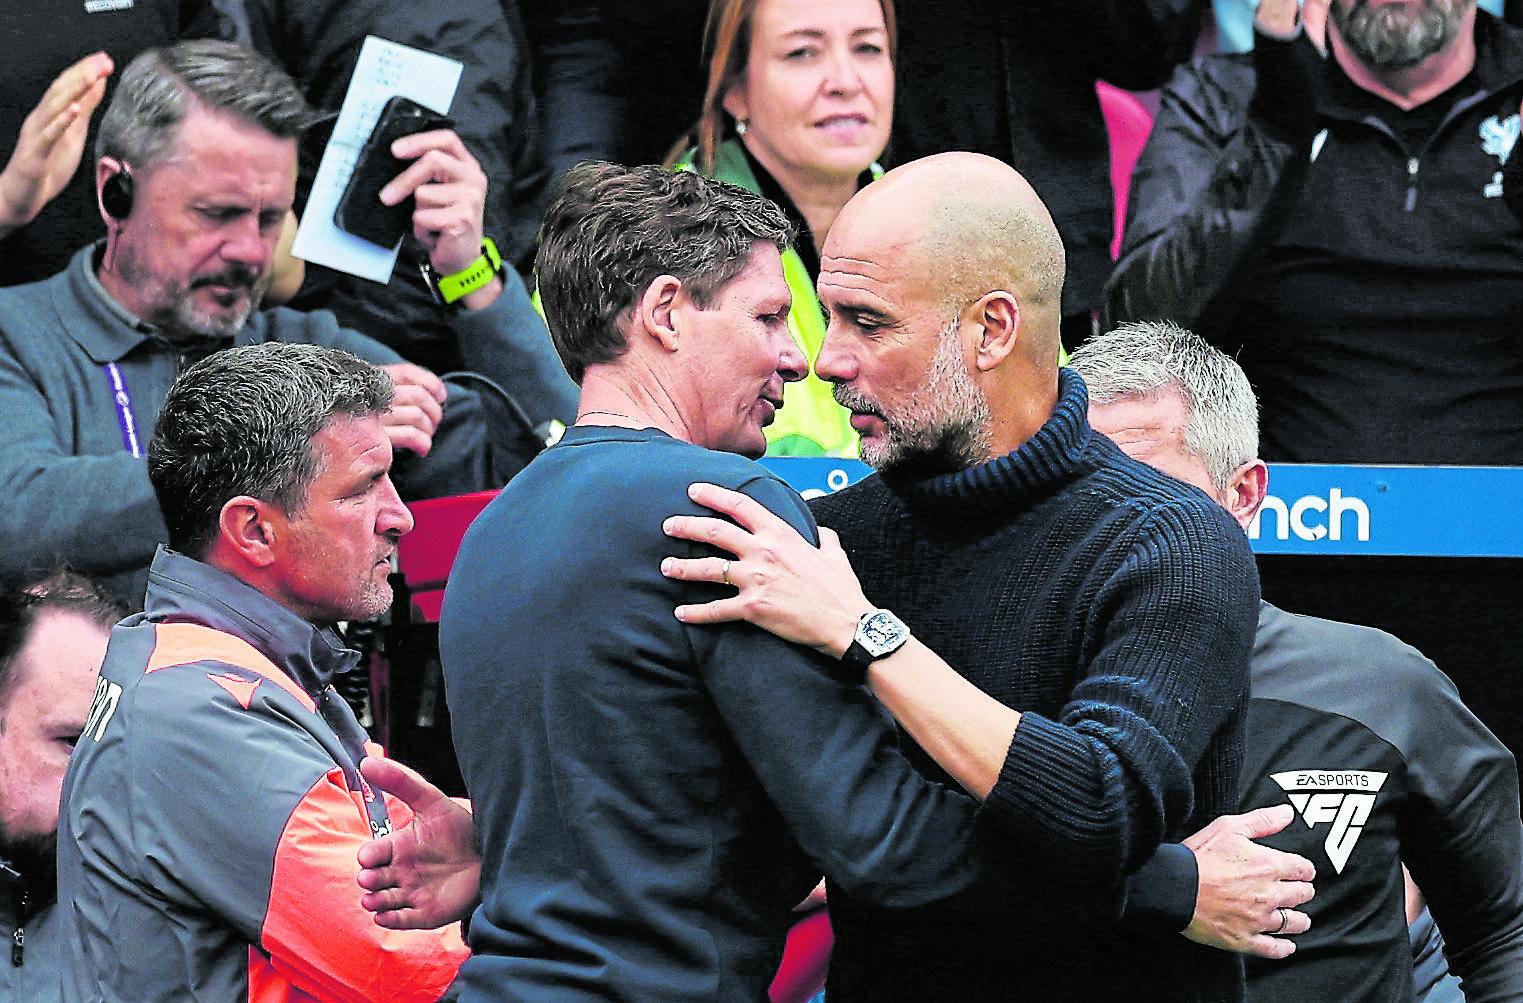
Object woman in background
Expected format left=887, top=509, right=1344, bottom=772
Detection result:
left=670, top=0, right=895, bottom=457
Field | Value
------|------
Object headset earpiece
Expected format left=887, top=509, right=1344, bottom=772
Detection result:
left=102, top=169, right=134, bottom=220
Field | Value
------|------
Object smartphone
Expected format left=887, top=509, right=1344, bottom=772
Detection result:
left=336, top=96, right=454, bottom=249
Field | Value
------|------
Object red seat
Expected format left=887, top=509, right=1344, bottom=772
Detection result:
left=1097, top=81, right=1156, bottom=260
left=770, top=910, right=833, bottom=1003
left=397, top=490, right=500, bottom=621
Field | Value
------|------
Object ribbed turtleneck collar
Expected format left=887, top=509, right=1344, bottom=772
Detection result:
left=882, top=367, right=1096, bottom=516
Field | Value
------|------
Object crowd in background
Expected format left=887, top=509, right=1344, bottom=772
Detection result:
left=2, top=1, right=1522, bottom=1000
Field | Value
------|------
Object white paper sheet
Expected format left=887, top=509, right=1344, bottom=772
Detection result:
left=291, top=36, right=463, bottom=283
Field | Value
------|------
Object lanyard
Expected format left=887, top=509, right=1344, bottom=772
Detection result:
left=103, top=362, right=142, bottom=458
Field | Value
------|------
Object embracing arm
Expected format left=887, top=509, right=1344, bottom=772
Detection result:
left=1126, top=807, right=1314, bottom=958
left=870, top=633, right=1312, bottom=955
left=666, top=484, right=1259, bottom=897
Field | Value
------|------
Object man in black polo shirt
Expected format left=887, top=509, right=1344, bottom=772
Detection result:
left=1108, top=0, right=1523, bottom=467
left=1106, top=0, right=1523, bottom=758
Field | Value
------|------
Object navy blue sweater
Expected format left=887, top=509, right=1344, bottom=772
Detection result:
left=440, top=425, right=1021, bottom=1001
left=812, top=370, right=1260, bottom=1001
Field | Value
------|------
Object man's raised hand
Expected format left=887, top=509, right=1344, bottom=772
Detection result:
left=380, top=129, right=500, bottom=309
left=0, top=52, right=112, bottom=237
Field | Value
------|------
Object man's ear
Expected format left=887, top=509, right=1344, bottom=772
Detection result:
left=636, top=275, right=685, bottom=353
left=96, top=158, right=128, bottom=223
left=215, top=496, right=282, bottom=569
left=970, top=290, right=1021, bottom=372
left=1224, top=460, right=1270, bottom=530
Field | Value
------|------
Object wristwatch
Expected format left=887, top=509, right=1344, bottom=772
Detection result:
left=842, top=609, right=911, bottom=675
left=420, top=237, right=504, bottom=307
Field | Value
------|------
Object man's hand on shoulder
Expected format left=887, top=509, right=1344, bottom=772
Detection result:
left=356, top=756, right=481, bottom=930
left=1182, top=804, right=1316, bottom=959
left=660, top=482, right=872, bottom=659
left=381, top=129, right=502, bottom=310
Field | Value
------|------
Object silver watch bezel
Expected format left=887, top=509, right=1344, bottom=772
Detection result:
left=854, top=609, right=910, bottom=659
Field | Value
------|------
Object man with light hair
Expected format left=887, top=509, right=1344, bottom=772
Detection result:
left=1070, top=320, right=1523, bottom=1001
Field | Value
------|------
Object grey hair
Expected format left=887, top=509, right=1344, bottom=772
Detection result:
left=535, top=161, right=795, bottom=383
left=96, top=39, right=319, bottom=171
left=148, top=343, right=394, bottom=558
left=1068, top=320, right=1259, bottom=489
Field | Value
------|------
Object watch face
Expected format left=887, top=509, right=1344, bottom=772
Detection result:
left=858, top=610, right=908, bottom=656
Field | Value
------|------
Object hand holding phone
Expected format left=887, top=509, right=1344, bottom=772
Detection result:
left=336, top=96, right=453, bottom=248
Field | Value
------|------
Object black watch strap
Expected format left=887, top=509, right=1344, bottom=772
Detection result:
left=841, top=609, right=910, bottom=676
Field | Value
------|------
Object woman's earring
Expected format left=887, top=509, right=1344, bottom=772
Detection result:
left=735, top=117, right=749, bottom=136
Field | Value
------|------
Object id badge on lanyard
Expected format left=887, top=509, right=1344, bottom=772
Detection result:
left=103, top=362, right=142, bottom=458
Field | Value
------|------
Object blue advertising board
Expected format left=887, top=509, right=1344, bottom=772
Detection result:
left=760, top=459, right=1523, bottom=558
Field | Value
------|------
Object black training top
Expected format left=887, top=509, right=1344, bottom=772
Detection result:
left=1242, top=603, right=1523, bottom=1002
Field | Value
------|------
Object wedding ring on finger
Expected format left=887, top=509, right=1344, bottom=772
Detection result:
left=721, top=559, right=732, bottom=586
left=1274, top=907, right=1289, bottom=935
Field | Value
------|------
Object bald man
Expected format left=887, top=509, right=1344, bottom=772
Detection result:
left=658, top=152, right=1266, bottom=1000
left=359, top=157, right=1273, bottom=999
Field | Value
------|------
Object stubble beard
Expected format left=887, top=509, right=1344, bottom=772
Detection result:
left=115, top=242, right=269, bottom=342
left=301, top=569, right=394, bottom=628
left=838, top=317, right=993, bottom=477
left=354, top=572, right=394, bottom=623
left=1331, top=0, right=1474, bottom=70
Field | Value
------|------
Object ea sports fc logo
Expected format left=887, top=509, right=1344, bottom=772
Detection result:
left=1271, top=770, right=1388, bottom=874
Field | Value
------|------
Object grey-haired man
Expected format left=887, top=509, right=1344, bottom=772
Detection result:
left=1072, top=321, right=1523, bottom=1002
left=0, top=39, right=575, bottom=605
left=57, top=342, right=470, bottom=1001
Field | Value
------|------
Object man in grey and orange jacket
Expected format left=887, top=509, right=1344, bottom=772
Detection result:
left=57, top=343, right=468, bottom=1001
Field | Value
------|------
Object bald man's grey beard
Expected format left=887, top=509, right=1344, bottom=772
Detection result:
left=1331, top=0, right=1474, bottom=70
left=838, top=318, right=993, bottom=476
